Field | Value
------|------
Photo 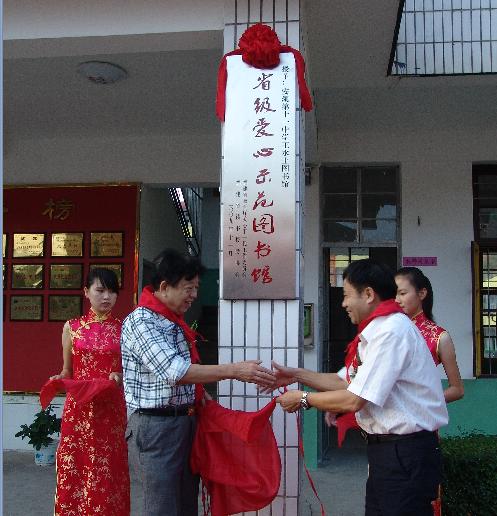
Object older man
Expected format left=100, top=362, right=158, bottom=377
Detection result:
left=121, top=248, right=274, bottom=516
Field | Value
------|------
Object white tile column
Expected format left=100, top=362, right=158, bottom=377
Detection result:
left=219, top=2, right=305, bottom=514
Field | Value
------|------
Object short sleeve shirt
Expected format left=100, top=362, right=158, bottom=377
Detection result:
left=347, top=312, right=448, bottom=434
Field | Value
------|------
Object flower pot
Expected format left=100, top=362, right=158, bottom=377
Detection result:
left=34, top=439, right=59, bottom=466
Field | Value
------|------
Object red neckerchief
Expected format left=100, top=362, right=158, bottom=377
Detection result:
left=344, top=299, right=405, bottom=382
left=137, top=285, right=204, bottom=401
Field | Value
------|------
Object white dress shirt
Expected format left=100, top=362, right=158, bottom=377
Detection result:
left=346, top=312, right=448, bottom=435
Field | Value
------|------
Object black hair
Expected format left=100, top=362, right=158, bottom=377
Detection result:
left=342, top=259, right=397, bottom=301
left=395, top=266, right=434, bottom=321
left=85, top=267, right=119, bottom=294
left=151, top=248, right=205, bottom=289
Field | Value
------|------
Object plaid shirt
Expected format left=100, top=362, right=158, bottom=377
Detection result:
left=121, top=307, right=194, bottom=410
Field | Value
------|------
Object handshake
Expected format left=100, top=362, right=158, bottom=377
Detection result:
left=233, top=360, right=304, bottom=413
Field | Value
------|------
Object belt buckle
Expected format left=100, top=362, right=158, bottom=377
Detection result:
left=187, top=406, right=195, bottom=416
left=360, top=430, right=369, bottom=442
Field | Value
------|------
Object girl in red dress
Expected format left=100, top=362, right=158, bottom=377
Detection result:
left=395, top=267, right=464, bottom=403
left=51, top=268, right=130, bottom=516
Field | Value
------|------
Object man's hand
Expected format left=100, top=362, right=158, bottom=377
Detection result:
left=109, top=372, right=122, bottom=385
left=276, top=389, right=303, bottom=413
left=232, top=360, right=275, bottom=387
left=259, top=360, right=298, bottom=394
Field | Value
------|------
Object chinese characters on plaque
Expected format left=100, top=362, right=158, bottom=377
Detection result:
left=13, top=234, right=44, bottom=257
left=50, top=264, right=83, bottom=289
left=51, top=233, right=84, bottom=257
left=49, top=295, right=82, bottom=321
left=221, top=53, right=297, bottom=299
left=12, top=264, right=44, bottom=289
left=10, top=296, right=43, bottom=321
left=5, top=229, right=125, bottom=322
left=91, top=232, right=123, bottom=257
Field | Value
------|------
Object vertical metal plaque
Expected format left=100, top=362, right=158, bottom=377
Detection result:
left=221, top=53, right=297, bottom=299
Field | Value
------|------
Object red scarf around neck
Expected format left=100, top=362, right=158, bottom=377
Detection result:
left=137, top=285, right=201, bottom=364
left=138, top=285, right=205, bottom=402
left=344, top=299, right=405, bottom=382
left=336, top=299, right=405, bottom=446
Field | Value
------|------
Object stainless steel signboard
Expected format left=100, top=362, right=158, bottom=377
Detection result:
left=221, top=53, right=297, bottom=299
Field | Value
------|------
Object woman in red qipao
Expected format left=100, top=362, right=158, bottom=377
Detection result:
left=51, top=268, right=130, bottom=516
left=395, top=267, right=464, bottom=403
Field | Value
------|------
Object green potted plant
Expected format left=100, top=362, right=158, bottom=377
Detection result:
left=15, top=405, right=61, bottom=466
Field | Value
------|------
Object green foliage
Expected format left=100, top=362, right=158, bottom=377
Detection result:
left=15, top=405, right=61, bottom=451
left=441, top=433, right=497, bottom=516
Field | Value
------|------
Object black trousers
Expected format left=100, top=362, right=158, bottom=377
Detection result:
left=365, top=431, right=441, bottom=516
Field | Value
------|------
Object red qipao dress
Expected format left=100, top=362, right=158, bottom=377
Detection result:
left=412, top=311, right=445, bottom=366
left=55, top=309, right=130, bottom=516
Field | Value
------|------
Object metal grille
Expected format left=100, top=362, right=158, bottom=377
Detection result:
left=390, top=0, right=497, bottom=75
left=169, top=187, right=202, bottom=256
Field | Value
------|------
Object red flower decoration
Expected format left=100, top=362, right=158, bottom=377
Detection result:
left=238, top=23, right=281, bottom=69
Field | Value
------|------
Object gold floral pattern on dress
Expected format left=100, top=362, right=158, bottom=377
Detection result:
left=55, top=310, right=129, bottom=516
left=413, top=311, right=446, bottom=365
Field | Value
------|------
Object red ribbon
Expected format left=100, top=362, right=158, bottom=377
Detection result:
left=216, top=23, right=313, bottom=121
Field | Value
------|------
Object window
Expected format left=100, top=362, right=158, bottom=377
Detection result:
left=473, top=165, right=497, bottom=375
left=390, top=0, right=497, bottom=76
left=322, top=166, right=399, bottom=246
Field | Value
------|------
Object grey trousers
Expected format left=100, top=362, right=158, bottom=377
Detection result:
left=126, top=411, right=199, bottom=516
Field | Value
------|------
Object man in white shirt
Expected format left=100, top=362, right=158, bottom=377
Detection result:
left=275, top=259, right=448, bottom=516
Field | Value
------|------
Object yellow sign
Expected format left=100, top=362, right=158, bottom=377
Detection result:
left=12, top=264, right=44, bottom=289
left=13, top=234, right=44, bottom=258
left=50, top=264, right=83, bottom=289
left=51, top=233, right=84, bottom=257
left=49, top=295, right=82, bottom=321
left=90, top=233, right=123, bottom=257
left=10, top=296, right=43, bottom=321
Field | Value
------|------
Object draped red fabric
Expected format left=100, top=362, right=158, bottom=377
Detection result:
left=137, top=285, right=205, bottom=401
left=40, top=378, right=118, bottom=410
left=336, top=300, right=405, bottom=446
left=191, top=399, right=281, bottom=516
left=216, top=23, right=313, bottom=121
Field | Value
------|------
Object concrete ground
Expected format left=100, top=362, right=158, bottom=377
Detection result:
left=3, top=440, right=367, bottom=515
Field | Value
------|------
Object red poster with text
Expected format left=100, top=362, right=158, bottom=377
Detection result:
left=3, top=185, right=138, bottom=392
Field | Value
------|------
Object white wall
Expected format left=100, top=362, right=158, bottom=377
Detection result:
left=4, top=134, right=221, bottom=186
left=3, top=395, right=65, bottom=451
left=301, top=122, right=496, bottom=380
left=4, top=0, right=224, bottom=40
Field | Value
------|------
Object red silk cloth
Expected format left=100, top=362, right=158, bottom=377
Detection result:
left=216, top=23, right=313, bottom=121
left=40, top=378, right=118, bottom=410
left=191, top=399, right=281, bottom=516
left=336, top=300, right=405, bottom=445
left=137, top=285, right=205, bottom=401
left=52, top=310, right=129, bottom=515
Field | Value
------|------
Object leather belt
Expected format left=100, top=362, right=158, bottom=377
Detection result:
left=361, top=429, right=435, bottom=444
left=137, top=406, right=195, bottom=417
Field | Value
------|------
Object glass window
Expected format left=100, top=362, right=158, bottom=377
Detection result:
left=323, top=194, right=357, bottom=219
left=322, top=168, right=357, bottom=193
left=362, top=168, right=397, bottom=193
left=362, top=194, right=397, bottom=219
left=362, top=220, right=397, bottom=243
left=323, top=221, right=357, bottom=242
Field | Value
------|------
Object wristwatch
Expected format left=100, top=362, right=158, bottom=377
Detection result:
left=300, top=391, right=311, bottom=410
